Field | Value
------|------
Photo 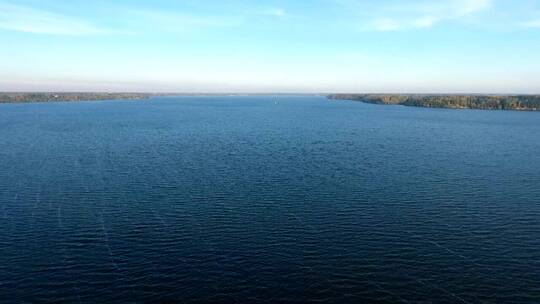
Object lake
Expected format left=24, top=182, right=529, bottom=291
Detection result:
left=1, top=96, right=539, bottom=303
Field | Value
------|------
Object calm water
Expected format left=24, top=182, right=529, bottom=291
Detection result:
left=1, top=96, right=539, bottom=303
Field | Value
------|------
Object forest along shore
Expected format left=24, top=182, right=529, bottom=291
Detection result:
left=0, top=93, right=152, bottom=103
left=328, top=94, right=540, bottom=111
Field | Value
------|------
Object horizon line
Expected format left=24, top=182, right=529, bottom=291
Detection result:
left=2, top=91, right=540, bottom=96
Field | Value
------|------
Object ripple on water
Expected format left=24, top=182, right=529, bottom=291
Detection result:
left=1, top=96, right=539, bottom=303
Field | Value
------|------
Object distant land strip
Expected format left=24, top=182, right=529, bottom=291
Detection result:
left=328, top=94, right=540, bottom=111
left=0, top=92, right=153, bottom=103
left=0, top=92, right=321, bottom=103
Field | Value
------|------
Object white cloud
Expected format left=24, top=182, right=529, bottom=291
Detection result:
left=372, top=18, right=402, bottom=31
left=357, top=0, right=493, bottom=31
left=457, top=0, right=492, bottom=15
left=0, top=2, right=111, bottom=35
left=244, top=7, right=295, bottom=19
left=123, top=9, right=241, bottom=33
left=521, top=19, right=540, bottom=28
left=262, top=8, right=287, bottom=17
left=0, top=2, right=238, bottom=36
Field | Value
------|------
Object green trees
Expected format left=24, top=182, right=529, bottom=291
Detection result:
left=328, top=94, right=540, bottom=111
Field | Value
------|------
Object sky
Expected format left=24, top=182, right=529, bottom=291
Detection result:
left=1, top=0, right=540, bottom=93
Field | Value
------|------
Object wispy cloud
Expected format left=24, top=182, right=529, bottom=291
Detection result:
left=0, top=1, right=241, bottom=36
left=122, top=8, right=241, bottom=33
left=521, top=19, right=540, bottom=28
left=351, top=0, right=493, bottom=31
left=0, top=2, right=112, bottom=35
left=260, top=8, right=288, bottom=17
left=242, top=7, right=297, bottom=19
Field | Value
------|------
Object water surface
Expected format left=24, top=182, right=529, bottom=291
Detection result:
left=1, top=96, right=539, bottom=303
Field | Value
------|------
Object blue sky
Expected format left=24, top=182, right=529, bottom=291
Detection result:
left=1, top=0, right=540, bottom=93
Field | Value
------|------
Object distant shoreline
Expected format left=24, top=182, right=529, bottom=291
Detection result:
left=328, top=94, right=540, bottom=111
left=0, top=92, right=155, bottom=103
left=0, top=92, right=324, bottom=103
left=3, top=93, right=540, bottom=111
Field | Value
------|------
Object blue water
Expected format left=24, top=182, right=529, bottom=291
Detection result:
left=1, top=96, right=539, bottom=303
